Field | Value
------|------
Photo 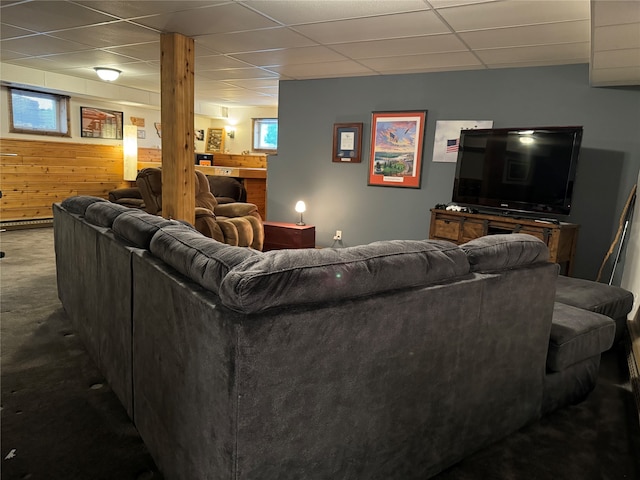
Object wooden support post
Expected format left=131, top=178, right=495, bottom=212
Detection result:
left=160, top=32, right=195, bottom=225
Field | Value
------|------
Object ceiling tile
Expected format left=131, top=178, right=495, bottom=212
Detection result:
left=269, top=60, right=374, bottom=78
left=429, top=0, right=498, bottom=7
left=242, top=0, right=431, bottom=25
left=437, top=0, right=590, bottom=32
left=593, top=48, right=640, bottom=69
left=292, top=11, right=450, bottom=44
left=0, top=48, right=28, bottom=61
left=1, top=33, right=91, bottom=56
left=6, top=55, right=62, bottom=70
left=593, top=23, right=640, bottom=51
left=359, top=51, right=482, bottom=71
left=131, top=3, right=279, bottom=36
left=477, top=42, right=589, bottom=66
left=196, top=67, right=278, bottom=81
left=104, top=42, right=161, bottom=62
left=50, top=21, right=160, bottom=48
left=36, top=49, right=141, bottom=68
left=0, top=1, right=116, bottom=32
left=591, top=65, right=640, bottom=85
left=592, top=0, right=640, bottom=27
left=195, top=54, right=256, bottom=71
left=0, top=23, right=37, bottom=40
left=195, top=27, right=317, bottom=54
left=231, top=46, right=347, bottom=67
left=74, top=1, right=227, bottom=19
left=330, top=34, right=469, bottom=59
left=218, top=78, right=280, bottom=89
left=460, top=20, right=589, bottom=49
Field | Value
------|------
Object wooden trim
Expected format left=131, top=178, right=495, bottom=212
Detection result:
left=160, top=32, right=195, bottom=225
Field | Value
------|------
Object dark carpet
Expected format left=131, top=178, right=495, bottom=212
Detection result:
left=1, top=227, right=638, bottom=480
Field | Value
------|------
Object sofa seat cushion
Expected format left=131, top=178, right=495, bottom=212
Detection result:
left=150, top=225, right=261, bottom=293
left=547, top=302, right=615, bottom=372
left=460, top=234, right=550, bottom=272
left=555, top=275, right=634, bottom=322
left=220, top=239, right=470, bottom=314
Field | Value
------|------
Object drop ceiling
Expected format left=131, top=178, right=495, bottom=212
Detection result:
left=0, top=0, right=638, bottom=108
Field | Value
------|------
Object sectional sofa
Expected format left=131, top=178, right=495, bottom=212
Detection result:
left=53, top=196, right=630, bottom=480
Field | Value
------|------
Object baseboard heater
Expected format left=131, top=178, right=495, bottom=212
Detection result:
left=1, top=218, right=53, bottom=230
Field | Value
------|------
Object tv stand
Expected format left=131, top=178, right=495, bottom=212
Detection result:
left=429, top=209, right=579, bottom=275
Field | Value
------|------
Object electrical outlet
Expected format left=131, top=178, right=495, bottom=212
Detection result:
left=334, top=230, right=342, bottom=240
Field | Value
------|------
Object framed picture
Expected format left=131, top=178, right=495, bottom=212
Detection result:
left=80, top=107, right=123, bottom=139
left=205, top=127, right=225, bottom=153
left=368, top=110, right=427, bottom=188
left=332, top=123, right=363, bottom=163
left=195, top=129, right=205, bottom=141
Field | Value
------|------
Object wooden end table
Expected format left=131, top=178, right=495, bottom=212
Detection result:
left=263, top=221, right=315, bottom=251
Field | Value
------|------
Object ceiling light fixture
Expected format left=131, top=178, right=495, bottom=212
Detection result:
left=94, top=67, right=121, bottom=82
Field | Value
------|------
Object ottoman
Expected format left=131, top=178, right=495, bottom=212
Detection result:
left=555, top=275, right=634, bottom=344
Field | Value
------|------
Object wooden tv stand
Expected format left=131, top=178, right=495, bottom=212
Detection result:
left=429, top=209, right=579, bottom=275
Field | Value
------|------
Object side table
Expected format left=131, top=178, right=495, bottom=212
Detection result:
left=263, top=221, right=315, bottom=251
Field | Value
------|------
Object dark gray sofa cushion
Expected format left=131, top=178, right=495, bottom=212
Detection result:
left=547, top=302, right=615, bottom=372
left=112, top=211, right=193, bottom=249
left=220, top=239, right=470, bottom=314
left=460, top=234, right=550, bottom=272
left=150, top=224, right=261, bottom=293
left=555, top=275, right=634, bottom=322
left=85, top=202, right=132, bottom=228
left=61, top=195, right=107, bottom=215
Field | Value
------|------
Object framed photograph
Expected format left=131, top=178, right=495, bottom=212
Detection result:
left=368, top=111, right=427, bottom=188
left=80, top=107, right=123, bottom=139
left=332, top=123, right=363, bottom=163
left=195, top=129, right=205, bottom=141
left=205, top=127, right=225, bottom=153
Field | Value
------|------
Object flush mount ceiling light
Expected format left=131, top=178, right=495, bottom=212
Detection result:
left=94, top=67, right=121, bottom=82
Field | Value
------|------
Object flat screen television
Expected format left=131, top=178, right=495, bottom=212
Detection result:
left=451, top=126, right=583, bottom=216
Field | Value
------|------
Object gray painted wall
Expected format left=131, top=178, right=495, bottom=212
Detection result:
left=268, top=64, right=640, bottom=281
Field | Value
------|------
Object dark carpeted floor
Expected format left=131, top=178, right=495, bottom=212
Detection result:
left=1, top=227, right=639, bottom=480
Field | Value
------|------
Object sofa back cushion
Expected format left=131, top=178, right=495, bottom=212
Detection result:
left=85, top=202, right=132, bottom=228
left=112, top=211, right=193, bottom=249
left=460, top=234, right=550, bottom=272
left=219, top=239, right=470, bottom=314
left=61, top=195, right=107, bottom=216
left=150, top=225, right=261, bottom=293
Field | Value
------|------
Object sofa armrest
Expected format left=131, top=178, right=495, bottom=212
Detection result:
left=214, top=202, right=260, bottom=220
left=109, top=187, right=142, bottom=202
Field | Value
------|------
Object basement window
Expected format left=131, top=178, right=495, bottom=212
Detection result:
left=252, top=118, right=278, bottom=153
left=8, top=87, right=71, bottom=137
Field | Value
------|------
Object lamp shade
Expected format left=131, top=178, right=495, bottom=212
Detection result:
left=94, top=67, right=121, bottom=81
left=295, top=200, right=306, bottom=225
left=123, top=125, right=138, bottom=181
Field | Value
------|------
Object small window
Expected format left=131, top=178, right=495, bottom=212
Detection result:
left=252, top=118, right=278, bottom=153
left=8, top=87, right=71, bottom=137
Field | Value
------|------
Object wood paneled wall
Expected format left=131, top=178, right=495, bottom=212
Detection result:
left=138, top=148, right=267, bottom=168
left=0, top=139, right=269, bottom=222
left=1, top=138, right=129, bottom=222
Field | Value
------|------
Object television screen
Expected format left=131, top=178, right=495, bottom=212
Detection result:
left=452, top=126, right=583, bottom=216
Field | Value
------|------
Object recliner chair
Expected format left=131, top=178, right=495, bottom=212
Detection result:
left=206, top=176, right=247, bottom=204
left=136, top=167, right=263, bottom=250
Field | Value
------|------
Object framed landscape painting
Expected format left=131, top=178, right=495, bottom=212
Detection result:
left=368, top=110, right=427, bottom=188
